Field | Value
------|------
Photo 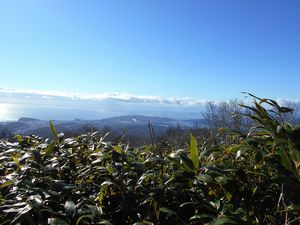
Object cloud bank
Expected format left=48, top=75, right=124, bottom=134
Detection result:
left=0, top=88, right=210, bottom=120
left=0, top=88, right=208, bottom=106
left=0, top=88, right=299, bottom=121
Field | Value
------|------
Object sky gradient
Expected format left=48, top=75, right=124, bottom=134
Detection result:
left=0, top=0, right=300, bottom=102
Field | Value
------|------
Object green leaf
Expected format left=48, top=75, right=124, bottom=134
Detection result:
left=144, top=156, right=164, bottom=164
left=44, top=141, right=56, bottom=159
left=180, top=202, right=197, bottom=208
left=225, top=191, right=233, bottom=201
left=190, top=214, right=214, bottom=221
left=12, top=155, right=20, bottom=166
left=101, top=180, right=115, bottom=187
left=215, top=176, right=233, bottom=188
left=65, top=200, right=76, bottom=219
left=197, top=174, right=214, bottom=184
left=190, top=134, right=199, bottom=170
left=202, top=166, right=228, bottom=175
left=159, top=207, right=177, bottom=216
left=20, top=152, right=33, bottom=162
left=99, top=220, right=113, bottom=225
left=10, top=204, right=33, bottom=225
left=286, top=204, right=300, bottom=214
left=114, top=145, right=124, bottom=153
left=290, top=149, right=300, bottom=163
left=279, top=106, right=294, bottom=113
left=133, top=222, right=155, bottom=225
left=208, top=216, right=238, bottom=225
left=76, top=215, right=94, bottom=225
left=15, top=134, right=23, bottom=142
left=179, top=154, right=195, bottom=173
left=86, top=204, right=103, bottom=217
left=50, top=121, right=59, bottom=142
left=0, top=180, right=14, bottom=188
left=49, top=218, right=69, bottom=225
left=3, top=208, right=23, bottom=213
left=277, top=148, right=296, bottom=172
left=266, top=215, right=278, bottom=224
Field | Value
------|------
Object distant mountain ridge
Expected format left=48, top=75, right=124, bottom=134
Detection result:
left=18, top=117, right=41, bottom=122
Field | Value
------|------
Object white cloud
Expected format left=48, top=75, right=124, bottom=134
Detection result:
left=1, top=88, right=299, bottom=107
left=1, top=88, right=299, bottom=120
left=0, top=88, right=208, bottom=106
left=276, top=98, right=300, bottom=109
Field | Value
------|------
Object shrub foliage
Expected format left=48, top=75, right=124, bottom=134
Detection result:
left=1, top=95, right=300, bottom=225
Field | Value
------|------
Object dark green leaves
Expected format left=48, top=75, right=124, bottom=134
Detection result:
left=277, top=148, right=296, bottom=172
left=10, top=204, right=33, bottom=225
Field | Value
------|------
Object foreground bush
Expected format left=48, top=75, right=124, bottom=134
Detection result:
left=1, top=95, right=300, bottom=225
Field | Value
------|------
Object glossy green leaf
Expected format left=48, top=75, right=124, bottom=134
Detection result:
left=290, top=149, right=300, bottom=163
left=50, top=120, right=59, bottom=142
left=76, top=215, right=94, bottom=225
left=159, top=207, right=177, bottom=216
left=286, top=204, right=300, bottom=214
left=198, top=174, right=214, bottom=184
left=65, top=200, right=76, bottom=219
left=208, top=216, right=238, bottom=225
left=277, top=148, right=295, bottom=172
left=99, top=220, right=113, bottom=225
left=0, top=180, right=14, bottom=188
left=190, top=134, right=199, bottom=170
left=10, top=204, right=33, bottom=225
left=114, top=145, right=124, bottom=153
left=180, top=154, right=195, bottom=172
left=44, top=141, right=56, bottom=159
left=190, top=214, right=214, bottom=221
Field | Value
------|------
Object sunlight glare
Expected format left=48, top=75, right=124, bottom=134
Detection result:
left=0, top=103, right=15, bottom=121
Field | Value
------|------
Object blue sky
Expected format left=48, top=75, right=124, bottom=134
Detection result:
left=0, top=0, right=299, bottom=101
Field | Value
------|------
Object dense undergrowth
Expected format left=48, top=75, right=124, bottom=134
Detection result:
left=1, top=95, right=300, bottom=225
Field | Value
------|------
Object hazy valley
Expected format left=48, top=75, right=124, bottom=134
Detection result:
left=0, top=115, right=207, bottom=140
